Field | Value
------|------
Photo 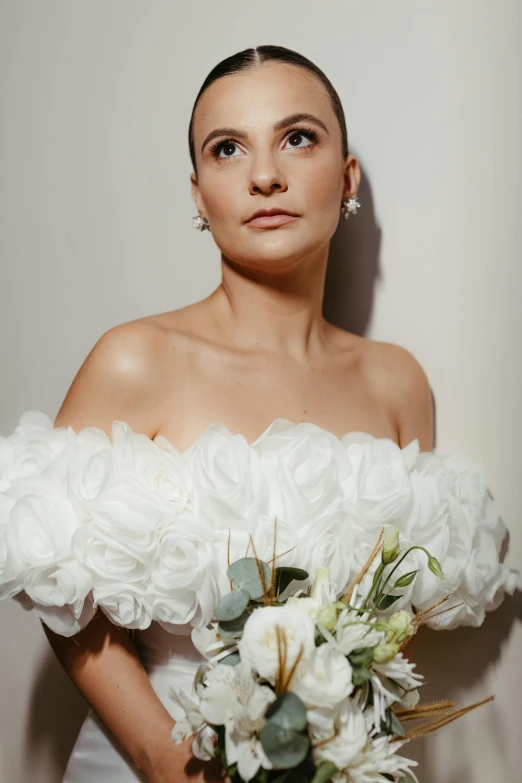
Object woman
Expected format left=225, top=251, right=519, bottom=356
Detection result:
left=16, top=45, right=435, bottom=781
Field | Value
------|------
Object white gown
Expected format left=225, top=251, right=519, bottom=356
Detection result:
left=0, top=410, right=518, bottom=782
left=62, top=625, right=205, bottom=782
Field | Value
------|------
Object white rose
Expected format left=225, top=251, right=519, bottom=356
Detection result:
left=253, top=421, right=350, bottom=527
left=292, top=642, right=353, bottom=709
left=238, top=604, right=316, bottom=685
left=185, top=424, right=269, bottom=532
left=341, top=439, right=415, bottom=525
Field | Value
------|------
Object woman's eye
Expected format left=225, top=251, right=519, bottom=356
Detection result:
left=210, top=129, right=318, bottom=160
left=285, top=131, right=315, bottom=149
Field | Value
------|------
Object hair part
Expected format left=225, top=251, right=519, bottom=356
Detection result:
left=188, top=45, right=349, bottom=176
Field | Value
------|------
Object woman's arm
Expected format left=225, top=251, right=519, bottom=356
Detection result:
left=47, top=322, right=219, bottom=781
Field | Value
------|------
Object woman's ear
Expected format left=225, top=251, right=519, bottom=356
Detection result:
left=342, top=154, right=361, bottom=200
left=190, top=172, right=207, bottom=217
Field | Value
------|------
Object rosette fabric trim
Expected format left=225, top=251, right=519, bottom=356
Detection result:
left=0, top=410, right=519, bottom=636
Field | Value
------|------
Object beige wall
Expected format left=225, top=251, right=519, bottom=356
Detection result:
left=1, top=1, right=521, bottom=781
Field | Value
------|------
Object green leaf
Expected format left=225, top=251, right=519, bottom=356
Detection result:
left=381, top=707, right=406, bottom=738
left=376, top=593, right=402, bottom=610
left=393, top=570, right=418, bottom=588
left=227, top=558, right=271, bottom=600
left=311, top=760, right=338, bottom=783
left=398, top=778, right=416, bottom=783
left=218, top=608, right=251, bottom=639
left=259, top=724, right=310, bottom=769
left=265, top=692, right=308, bottom=732
left=348, top=647, right=375, bottom=667
left=351, top=664, right=373, bottom=687
left=276, top=566, right=309, bottom=596
left=215, top=588, right=250, bottom=622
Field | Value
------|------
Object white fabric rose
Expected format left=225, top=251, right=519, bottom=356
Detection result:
left=0, top=411, right=72, bottom=492
left=239, top=604, right=316, bottom=685
left=341, top=438, right=417, bottom=525
left=151, top=510, right=218, bottom=628
left=185, top=424, right=269, bottom=531
left=253, top=420, right=350, bottom=529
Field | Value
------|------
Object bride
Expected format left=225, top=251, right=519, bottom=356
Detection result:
left=25, top=44, right=436, bottom=781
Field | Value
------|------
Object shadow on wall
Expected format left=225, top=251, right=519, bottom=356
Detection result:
left=405, top=589, right=522, bottom=783
left=323, top=162, right=382, bottom=337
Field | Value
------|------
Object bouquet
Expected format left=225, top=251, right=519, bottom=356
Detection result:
left=170, top=528, right=493, bottom=783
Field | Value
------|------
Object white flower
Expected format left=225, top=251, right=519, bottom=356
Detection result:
left=185, top=424, right=269, bottom=531
left=329, top=731, right=419, bottom=783
left=170, top=685, right=217, bottom=761
left=370, top=652, right=424, bottom=728
left=292, top=642, right=353, bottom=709
left=297, top=510, right=357, bottom=598
left=341, top=438, right=416, bottom=525
left=335, top=608, right=386, bottom=656
left=198, top=663, right=275, bottom=781
left=286, top=596, right=321, bottom=621
left=239, top=605, right=316, bottom=685
left=313, top=699, right=368, bottom=771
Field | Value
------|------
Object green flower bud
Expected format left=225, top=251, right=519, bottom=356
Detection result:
left=382, top=527, right=400, bottom=564
left=428, top=556, right=444, bottom=580
left=373, top=642, right=400, bottom=664
left=311, top=567, right=331, bottom=600
left=387, top=610, right=414, bottom=642
left=317, top=604, right=338, bottom=631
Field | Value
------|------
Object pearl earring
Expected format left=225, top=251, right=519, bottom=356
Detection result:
left=340, top=197, right=361, bottom=220
left=193, top=214, right=210, bottom=231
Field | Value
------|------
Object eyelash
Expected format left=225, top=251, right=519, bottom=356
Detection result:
left=209, top=126, right=320, bottom=160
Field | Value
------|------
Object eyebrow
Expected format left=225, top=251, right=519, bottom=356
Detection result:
left=200, top=112, right=330, bottom=154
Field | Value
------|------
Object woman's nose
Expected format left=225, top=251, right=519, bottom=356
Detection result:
left=248, top=151, right=288, bottom=196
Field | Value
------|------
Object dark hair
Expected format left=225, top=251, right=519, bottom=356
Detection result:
left=188, top=45, right=349, bottom=176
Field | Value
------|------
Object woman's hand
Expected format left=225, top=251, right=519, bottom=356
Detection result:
left=145, top=736, right=230, bottom=783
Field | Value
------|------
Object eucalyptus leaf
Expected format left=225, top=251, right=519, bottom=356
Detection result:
left=227, top=558, right=271, bottom=600
left=260, top=724, right=310, bottom=769
left=218, top=608, right=251, bottom=639
left=215, top=588, right=250, bottom=622
left=220, top=651, right=241, bottom=666
left=275, top=566, right=309, bottom=596
left=265, top=692, right=308, bottom=732
left=311, top=760, right=338, bottom=783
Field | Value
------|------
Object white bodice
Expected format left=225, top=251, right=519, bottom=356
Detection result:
left=0, top=409, right=519, bottom=639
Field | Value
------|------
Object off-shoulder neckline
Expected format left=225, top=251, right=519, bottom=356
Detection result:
left=15, top=410, right=406, bottom=454
left=151, top=417, right=397, bottom=453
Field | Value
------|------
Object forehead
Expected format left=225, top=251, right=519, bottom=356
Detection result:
left=192, top=62, right=334, bottom=142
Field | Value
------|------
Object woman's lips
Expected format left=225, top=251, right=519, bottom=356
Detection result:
left=246, top=214, right=299, bottom=228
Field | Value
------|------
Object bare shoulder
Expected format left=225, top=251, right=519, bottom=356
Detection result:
left=54, top=316, right=179, bottom=437
left=363, top=339, right=434, bottom=450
